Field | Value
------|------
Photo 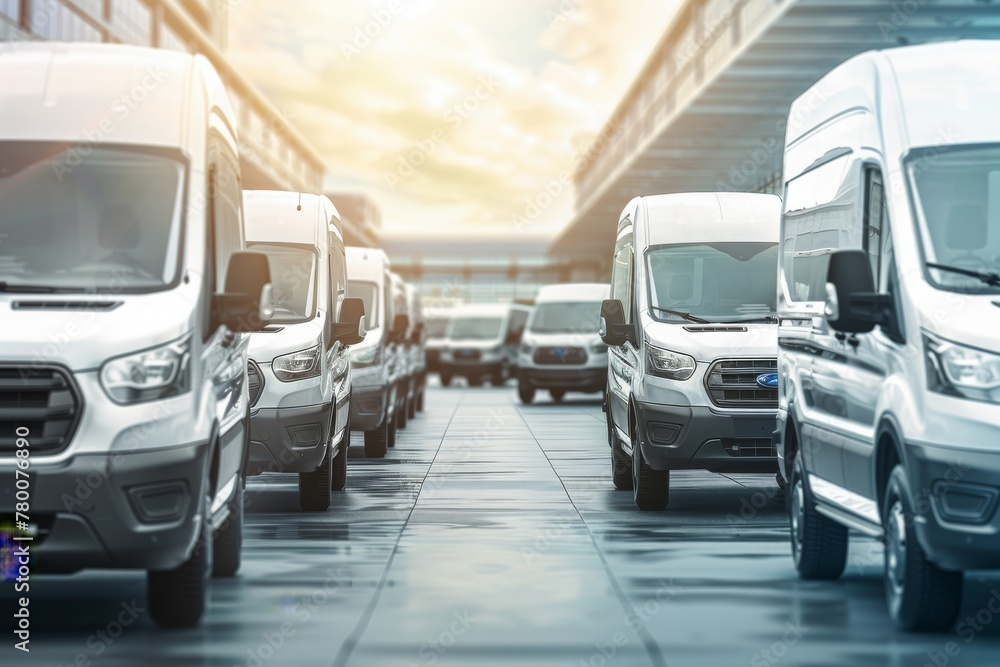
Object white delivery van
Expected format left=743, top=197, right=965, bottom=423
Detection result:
left=242, top=191, right=365, bottom=511
left=601, top=193, right=781, bottom=511
left=777, top=41, right=1000, bottom=631
left=0, top=44, right=274, bottom=628
left=347, top=248, right=407, bottom=457
left=404, top=282, right=427, bottom=416
left=439, top=303, right=531, bottom=386
left=517, top=283, right=611, bottom=404
left=389, top=272, right=412, bottom=433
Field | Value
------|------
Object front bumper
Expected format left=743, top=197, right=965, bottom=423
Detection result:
left=2, top=443, right=210, bottom=573
left=634, top=400, right=777, bottom=473
left=426, top=349, right=441, bottom=371
left=907, top=441, right=1000, bottom=571
left=350, top=384, right=390, bottom=432
left=439, top=361, right=503, bottom=379
left=245, top=402, right=334, bottom=476
left=518, top=367, right=605, bottom=392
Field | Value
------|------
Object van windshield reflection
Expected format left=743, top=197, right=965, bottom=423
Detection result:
left=247, top=243, right=317, bottom=323
left=911, top=145, right=1000, bottom=294
left=646, top=242, right=778, bottom=323
left=450, top=317, right=503, bottom=340
left=0, top=142, right=184, bottom=293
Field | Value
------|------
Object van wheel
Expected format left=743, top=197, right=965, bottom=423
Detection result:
left=469, top=376, right=484, bottom=387
left=364, top=421, right=388, bottom=458
left=332, top=439, right=348, bottom=492
left=491, top=371, right=505, bottom=386
left=440, top=373, right=453, bottom=387
left=611, top=429, right=633, bottom=491
left=388, top=417, right=398, bottom=448
left=298, top=446, right=333, bottom=511
left=550, top=390, right=565, bottom=403
left=883, top=465, right=964, bottom=631
left=148, top=495, right=211, bottom=628
left=416, top=387, right=425, bottom=412
left=408, top=393, right=417, bottom=420
left=632, top=434, right=669, bottom=510
left=518, top=384, right=535, bottom=404
left=789, top=453, right=847, bottom=579
left=212, top=477, right=243, bottom=578
left=397, top=397, right=408, bottom=430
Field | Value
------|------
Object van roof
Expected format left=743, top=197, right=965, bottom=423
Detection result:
left=0, top=43, right=223, bottom=149
left=640, top=192, right=781, bottom=247
left=535, top=283, right=610, bottom=303
left=787, top=41, right=1000, bottom=152
left=244, top=191, right=341, bottom=246
left=346, top=246, right=390, bottom=283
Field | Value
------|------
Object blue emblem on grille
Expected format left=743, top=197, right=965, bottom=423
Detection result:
left=756, top=373, right=779, bottom=389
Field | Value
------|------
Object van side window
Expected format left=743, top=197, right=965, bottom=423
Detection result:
left=611, top=225, right=634, bottom=322
left=863, top=168, right=886, bottom=285
left=508, top=309, right=528, bottom=338
left=208, top=138, right=243, bottom=293
left=782, top=155, right=860, bottom=303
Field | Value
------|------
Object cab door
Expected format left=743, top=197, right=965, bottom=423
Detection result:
left=607, top=219, right=638, bottom=443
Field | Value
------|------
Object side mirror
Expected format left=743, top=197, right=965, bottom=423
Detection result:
left=600, top=299, right=631, bottom=346
left=334, top=297, right=367, bottom=346
left=825, top=249, right=891, bottom=334
left=410, top=320, right=426, bottom=344
left=214, top=251, right=273, bottom=332
left=391, top=313, right=410, bottom=343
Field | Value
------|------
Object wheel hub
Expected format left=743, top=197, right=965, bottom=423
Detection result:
left=886, top=500, right=907, bottom=597
left=790, top=478, right=804, bottom=561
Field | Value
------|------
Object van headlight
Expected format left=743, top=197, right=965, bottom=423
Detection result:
left=273, top=345, right=321, bottom=382
left=925, top=335, right=1000, bottom=402
left=101, top=336, right=191, bottom=404
left=646, top=344, right=696, bottom=381
left=351, top=345, right=382, bottom=368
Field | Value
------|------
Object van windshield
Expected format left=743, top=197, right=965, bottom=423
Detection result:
left=911, top=145, right=1000, bottom=294
left=349, top=280, right=381, bottom=329
left=248, top=243, right=317, bottom=323
left=646, top=243, right=778, bottom=323
left=450, top=317, right=503, bottom=340
left=0, top=142, right=184, bottom=293
left=530, top=302, right=601, bottom=334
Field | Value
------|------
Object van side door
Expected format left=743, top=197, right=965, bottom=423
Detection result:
left=328, top=221, right=351, bottom=435
left=608, top=221, right=638, bottom=442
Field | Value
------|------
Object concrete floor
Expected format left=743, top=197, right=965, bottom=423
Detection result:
left=5, top=385, right=1000, bottom=666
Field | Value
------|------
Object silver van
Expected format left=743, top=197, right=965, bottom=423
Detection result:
left=242, top=191, right=365, bottom=511
left=0, top=44, right=273, bottom=628
left=439, top=303, right=531, bottom=387
left=777, top=41, right=1000, bottom=631
left=347, top=248, right=408, bottom=457
left=601, top=193, right=782, bottom=510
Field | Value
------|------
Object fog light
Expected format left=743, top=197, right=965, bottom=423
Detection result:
left=932, top=480, right=999, bottom=525
left=287, top=424, right=322, bottom=447
left=127, top=481, right=188, bottom=524
left=647, top=423, right=681, bottom=445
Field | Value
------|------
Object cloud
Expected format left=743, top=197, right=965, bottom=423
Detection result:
left=228, top=0, right=679, bottom=240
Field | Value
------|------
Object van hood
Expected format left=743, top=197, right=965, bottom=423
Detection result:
left=249, top=318, right=324, bottom=364
left=918, top=288, right=1000, bottom=353
left=522, top=332, right=601, bottom=347
left=642, top=320, right=778, bottom=363
left=445, top=338, right=503, bottom=350
left=0, top=289, right=198, bottom=371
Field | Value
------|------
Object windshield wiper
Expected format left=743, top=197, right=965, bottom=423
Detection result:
left=729, top=316, right=779, bottom=324
left=649, top=307, right=711, bottom=324
left=0, top=282, right=66, bottom=294
left=927, top=263, right=1000, bottom=287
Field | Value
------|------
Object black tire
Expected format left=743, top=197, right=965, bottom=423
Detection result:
left=883, top=465, right=964, bottom=631
left=441, top=373, right=453, bottom=387
left=298, top=446, right=333, bottom=512
left=491, top=371, right=504, bottom=386
left=631, top=417, right=669, bottom=510
left=397, top=396, right=408, bottom=430
left=416, top=387, right=425, bottom=412
left=550, top=390, right=566, bottom=403
left=388, top=416, right=398, bottom=448
left=610, top=425, right=632, bottom=491
left=407, top=392, right=416, bottom=420
left=469, top=376, right=483, bottom=387
left=518, top=384, right=535, bottom=405
left=148, top=496, right=211, bottom=628
left=364, top=421, right=388, bottom=458
left=788, top=453, right=848, bottom=579
left=212, top=478, right=243, bottom=578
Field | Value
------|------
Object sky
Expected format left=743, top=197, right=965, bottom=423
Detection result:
left=228, top=0, right=680, bottom=241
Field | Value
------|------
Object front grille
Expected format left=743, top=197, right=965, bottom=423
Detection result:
left=533, top=346, right=587, bottom=366
left=722, top=438, right=777, bottom=458
left=0, top=365, right=82, bottom=456
left=453, top=349, right=481, bottom=361
left=247, top=361, right=264, bottom=408
left=705, top=358, right=778, bottom=408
